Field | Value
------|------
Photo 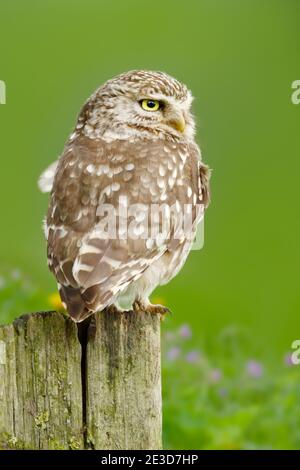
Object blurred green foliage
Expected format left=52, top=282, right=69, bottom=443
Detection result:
left=0, top=0, right=300, bottom=449
left=162, top=323, right=300, bottom=449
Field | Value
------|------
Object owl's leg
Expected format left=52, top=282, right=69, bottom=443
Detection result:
left=133, top=297, right=172, bottom=316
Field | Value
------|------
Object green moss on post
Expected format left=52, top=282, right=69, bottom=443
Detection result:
left=86, top=310, right=162, bottom=450
left=0, top=312, right=83, bottom=450
left=0, top=310, right=162, bottom=450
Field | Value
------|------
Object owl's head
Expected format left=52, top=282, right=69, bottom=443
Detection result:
left=76, top=70, right=196, bottom=142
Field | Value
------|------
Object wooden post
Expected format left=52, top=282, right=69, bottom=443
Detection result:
left=0, top=310, right=162, bottom=450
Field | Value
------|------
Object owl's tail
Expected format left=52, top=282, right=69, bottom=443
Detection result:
left=59, top=285, right=92, bottom=323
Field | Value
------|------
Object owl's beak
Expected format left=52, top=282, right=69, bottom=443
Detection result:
left=168, top=113, right=186, bottom=133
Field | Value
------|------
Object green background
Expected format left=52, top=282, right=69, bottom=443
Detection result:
left=1, top=0, right=300, bottom=449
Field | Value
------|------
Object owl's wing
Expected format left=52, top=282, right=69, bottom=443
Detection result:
left=47, top=137, right=173, bottom=322
left=38, top=161, right=59, bottom=193
left=166, top=142, right=210, bottom=251
left=198, top=159, right=211, bottom=209
left=47, top=137, right=210, bottom=322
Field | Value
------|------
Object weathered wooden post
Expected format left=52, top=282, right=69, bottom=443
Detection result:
left=0, top=310, right=162, bottom=450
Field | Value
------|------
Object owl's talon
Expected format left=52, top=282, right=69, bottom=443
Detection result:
left=133, top=298, right=172, bottom=316
left=133, top=299, right=143, bottom=312
left=146, top=304, right=172, bottom=316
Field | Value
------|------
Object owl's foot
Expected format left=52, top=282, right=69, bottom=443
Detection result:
left=133, top=298, right=172, bottom=316
left=147, top=304, right=172, bottom=316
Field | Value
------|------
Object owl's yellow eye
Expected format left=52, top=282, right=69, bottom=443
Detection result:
left=140, top=99, right=161, bottom=111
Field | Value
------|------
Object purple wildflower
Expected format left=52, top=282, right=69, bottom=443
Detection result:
left=179, top=324, right=192, bottom=339
left=209, top=368, right=223, bottom=383
left=11, top=269, right=21, bottom=280
left=218, top=387, right=228, bottom=398
left=246, top=360, right=264, bottom=378
left=167, top=347, right=181, bottom=361
left=284, top=353, right=294, bottom=367
left=186, top=350, right=200, bottom=363
left=165, top=332, right=175, bottom=341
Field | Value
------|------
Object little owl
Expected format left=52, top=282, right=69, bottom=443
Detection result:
left=39, top=70, right=210, bottom=322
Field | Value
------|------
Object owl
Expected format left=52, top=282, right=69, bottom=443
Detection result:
left=39, top=70, right=210, bottom=322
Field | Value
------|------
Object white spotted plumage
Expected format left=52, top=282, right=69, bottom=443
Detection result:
left=39, top=70, right=210, bottom=322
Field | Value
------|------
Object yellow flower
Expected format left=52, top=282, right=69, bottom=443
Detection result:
left=48, top=292, right=64, bottom=311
